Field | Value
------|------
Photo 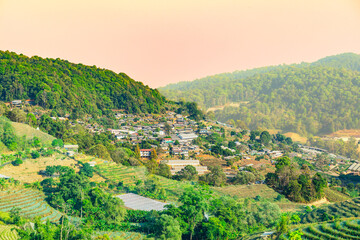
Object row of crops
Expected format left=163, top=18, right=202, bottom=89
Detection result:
left=95, top=163, right=147, bottom=185
left=0, top=225, right=18, bottom=240
left=299, top=219, right=360, bottom=240
left=303, top=198, right=360, bottom=224
left=93, top=231, right=151, bottom=240
left=0, top=188, right=63, bottom=222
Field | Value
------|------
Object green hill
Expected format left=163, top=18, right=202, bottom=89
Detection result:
left=0, top=50, right=165, bottom=115
left=159, top=53, right=360, bottom=135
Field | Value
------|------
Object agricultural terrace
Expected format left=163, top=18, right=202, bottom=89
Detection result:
left=303, top=198, right=360, bottom=224
left=0, top=153, right=78, bottom=183
left=295, top=219, right=360, bottom=240
left=0, top=187, right=65, bottom=222
left=324, top=188, right=351, bottom=203
left=95, top=162, right=147, bottom=185
left=150, top=175, right=193, bottom=202
left=213, top=184, right=305, bottom=212
left=0, top=225, right=18, bottom=240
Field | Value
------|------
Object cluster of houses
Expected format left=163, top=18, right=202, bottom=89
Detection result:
left=106, top=112, right=207, bottom=158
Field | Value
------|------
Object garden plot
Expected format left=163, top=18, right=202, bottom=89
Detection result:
left=95, top=163, right=147, bottom=185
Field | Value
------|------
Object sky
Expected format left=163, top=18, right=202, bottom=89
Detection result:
left=0, top=0, right=360, bottom=88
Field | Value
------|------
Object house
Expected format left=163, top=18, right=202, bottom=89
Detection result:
left=178, top=133, right=198, bottom=140
left=140, top=149, right=152, bottom=158
left=11, top=100, right=22, bottom=107
left=88, top=161, right=97, bottom=167
left=64, top=145, right=79, bottom=152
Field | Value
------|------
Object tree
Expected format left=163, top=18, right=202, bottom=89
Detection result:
left=79, top=163, right=94, bottom=178
left=10, top=207, right=21, bottom=225
left=26, top=113, right=37, bottom=127
left=156, top=163, right=172, bottom=178
left=164, top=123, right=172, bottom=135
left=86, top=144, right=111, bottom=160
left=275, top=157, right=291, bottom=170
left=201, top=166, right=227, bottom=186
left=174, top=165, right=198, bottom=181
left=7, top=108, right=26, bottom=123
left=250, top=131, right=256, bottom=141
left=178, top=188, right=209, bottom=240
left=151, top=148, right=157, bottom=160
left=260, top=131, right=271, bottom=145
left=31, top=151, right=40, bottom=159
left=12, top=158, right=23, bottom=166
left=135, top=145, right=141, bottom=159
left=146, top=159, right=158, bottom=174
left=52, top=139, right=64, bottom=148
left=276, top=215, right=290, bottom=236
left=233, top=171, right=256, bottom=185
left=155, top=214, right=182, bottom=240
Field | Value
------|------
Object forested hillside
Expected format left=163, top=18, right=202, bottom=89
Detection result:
left=159, top=53, right=360, bottom=135
left=0, top=51, right=165, bottom=116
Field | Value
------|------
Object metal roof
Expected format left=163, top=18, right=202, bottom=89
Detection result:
left=116, top=193, right=168, bottom=211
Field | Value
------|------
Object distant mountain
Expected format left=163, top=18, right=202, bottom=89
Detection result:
left=311, top=52, right=360, bottom=72
left=159, top=53, right=360, bottom=135
left=0, top=51, right=165, bottom=116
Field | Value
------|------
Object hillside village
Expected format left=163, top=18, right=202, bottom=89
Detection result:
left=1, top=52, right=360, bottom=240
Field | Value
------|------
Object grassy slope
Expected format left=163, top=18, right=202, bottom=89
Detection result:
left=11, top=122, right=55, bottom=144
left=212, top=184, right=305, bottom=212
left=0, top=153, right=78, bottom=183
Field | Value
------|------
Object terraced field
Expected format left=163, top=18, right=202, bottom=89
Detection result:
left=152, top=176, right=193, bottom=202
left=324, top=188, right=351, bottom=203
left=93, top=231, right=151, bottom=240
left=212, top=184, right=304, bottom=211
left=0, top=225, right=18, bottom=240
left=299, top=219, right=360, bottom=240
left=95, top=163, right=147, bottom=185
left=303, top=198, right=360, bottom=224
left=0, top=188, right=63, bottom=222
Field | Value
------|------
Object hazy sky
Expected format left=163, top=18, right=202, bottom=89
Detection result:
left=1, top=0, right=360, bottom=88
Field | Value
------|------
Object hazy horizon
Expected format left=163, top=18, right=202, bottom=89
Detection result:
left=1, top=0, right=360, bottom=88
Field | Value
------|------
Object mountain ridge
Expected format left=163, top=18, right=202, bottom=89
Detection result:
left=0, top=50, right=165, bottom=116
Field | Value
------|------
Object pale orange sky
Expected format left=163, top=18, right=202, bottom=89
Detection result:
left=0, top=0, right=360, bottom=88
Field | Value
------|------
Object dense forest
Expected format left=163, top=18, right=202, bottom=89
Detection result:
left=0, top=51, right=165, bottom=116
left=159, top=53, right=360, bottom=135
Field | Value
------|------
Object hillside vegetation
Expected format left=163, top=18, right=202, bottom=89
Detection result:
left=0, top=51, right=165, bottom=116
left=160, top=53, right=360, bottom=135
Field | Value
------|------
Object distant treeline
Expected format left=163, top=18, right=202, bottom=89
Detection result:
left=160, top=53, right=360, bottom=135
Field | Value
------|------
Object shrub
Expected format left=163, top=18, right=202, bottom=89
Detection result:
left=31, top=151, right=40, bottom=159
left=12, top=158, right=23, bottom=166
